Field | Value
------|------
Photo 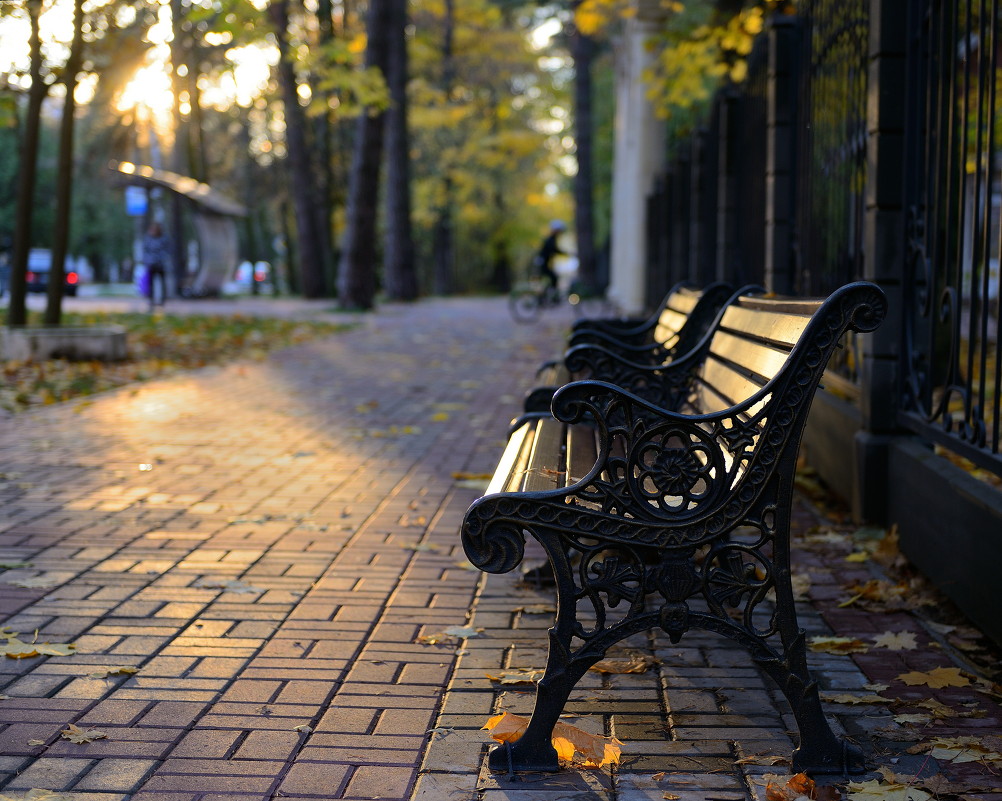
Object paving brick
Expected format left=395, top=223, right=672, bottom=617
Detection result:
left=277, top=762, right=350, bottom=796
left=72, top=758, right=159, bottom=792
left=5, top=757, right=95, bottom=790
left=343, top=765, right=415, bottom=799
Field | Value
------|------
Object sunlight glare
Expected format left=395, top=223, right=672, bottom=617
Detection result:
left=530, top=18, right=562, bottom=50
left=117, top=63, right=175, bottom=120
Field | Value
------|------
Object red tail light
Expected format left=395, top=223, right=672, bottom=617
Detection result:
left=26, top=271, right=36, bottom=282
left=66, top=272, right=79, bottom=285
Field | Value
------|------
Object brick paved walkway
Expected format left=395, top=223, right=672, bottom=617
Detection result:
left=1, top=297, right=1000, bottom=801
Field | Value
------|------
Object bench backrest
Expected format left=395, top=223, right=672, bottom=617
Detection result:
left=652, top=286, right=704, bottom=349
left=681, top=295, right=821, bottom=416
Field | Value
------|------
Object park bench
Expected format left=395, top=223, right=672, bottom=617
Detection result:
left=461, top=281, right=887, bottom=775
left=524, top=281, right=737, bottom=414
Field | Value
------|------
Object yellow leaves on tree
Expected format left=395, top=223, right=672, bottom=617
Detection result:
left=482, top=712, right=622, bottom=768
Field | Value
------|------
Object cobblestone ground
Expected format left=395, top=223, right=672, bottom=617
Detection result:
left=1, top=297, right=1000, bottom=801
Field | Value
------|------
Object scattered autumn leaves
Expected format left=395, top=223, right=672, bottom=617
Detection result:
left=483, top=712, right=623, bottom=768
left=1, top=312, right=351, bottom=412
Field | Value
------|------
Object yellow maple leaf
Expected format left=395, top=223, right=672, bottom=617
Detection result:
left=589, top=652, right=658, bottom=674
left=847, top=779, right=932, bottom=801
left=871, top=631, right=918, bottom=650
left=897, top=666, right=969, bottom=688
left=808, top=636, right=869, bottom=655
left=89, top=666, right=139, bottom=678
left=482, top=712, right=622, bottom=767
left=0, top=634, right=76, bottom=660
left=60, top=724, right=108, bottom=744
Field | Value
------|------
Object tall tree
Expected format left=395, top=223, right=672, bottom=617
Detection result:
left=431, top=0, right=455, bottom=296
left=269, top=0, right=328, bottom=297
left=337, top=0, right=391, bottom=309
left=44, top=0, right=85, bottom=325
left=383, top=0, right=418, bottom=300
left=7, top=0, right=49, bottom=327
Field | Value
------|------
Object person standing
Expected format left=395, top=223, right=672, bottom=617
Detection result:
left=142, top=222, right=170, bottom=310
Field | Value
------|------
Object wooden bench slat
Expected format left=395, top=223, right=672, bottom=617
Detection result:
left=708, top=330, right=795, bottom=385
left=718, top=304, right=814, bottom=348
left=522, top=417, right=566, bottom=492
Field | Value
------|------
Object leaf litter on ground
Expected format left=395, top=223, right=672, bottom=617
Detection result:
left=60, top=724, right=107, bottom=744
left=1, top=312, right=352, bottom=412
left=482, top=711, right=622, bottom=768
left=0, top=629, right=76, bottom=659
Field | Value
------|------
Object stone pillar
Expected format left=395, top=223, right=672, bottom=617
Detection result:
left=608, top=17, right=667, bottom=315
left=855, top=0, right=908, bottom=521
left=765, top=18, right=798, bottom=295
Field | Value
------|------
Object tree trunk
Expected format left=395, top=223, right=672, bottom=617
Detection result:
left=571, top=25, right=597, bottom=293
left=432, top=0, right=455, bottom=296
left=45, top=0, right=85, bottom=326
left=7, top=2, right=47, bottom=328
left=383, top=0, right=417, bottom=301
left=313, top=0, right=337, bottom=291
left=337, top=0, right=391, bottom=309
left=269, top=0, right=327, bottom=297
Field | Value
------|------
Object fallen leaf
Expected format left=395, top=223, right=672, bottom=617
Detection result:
left=896, top=666, right=969, bottom=688
left=0, top=633, right=76, bottom=659
left=89, top=666, right=139, bottom=678
left=871, top=631, right=918, bottom=650
left=27, top=739, right=46, bottom=746
left=892, top=713, right=931, bottom=725
left=451, top=472, right=494, bottom=481
left=735, top=754, right=792, bottom=766
left=514, top=604, right=556, bottom=614
left=845, top=552, right=870, bottom=563
left=846, top=779, right=931, bottom=800
left=402, top=543, right=441, bottom=552
left=293, top=724, right=312, bottom=734
left=442, top=625, right=482, bottom=639
left=819, top=692, right=896, bottom=705
left=808, top=636, right=869, bottom=655
left=483, top=712, right=622, bottom=767
left=485, top=668, right=544, bottom=685
left=6, top=577, right=57, bottom=589
left=60, top=724, right=107, bottom=744
left=0, top=790, right=73, bottom=801
left=0, top=561, right=33, bottom=569
left=914, top=698, right=955, bottom=719
left=589, top=652, right=658, bottom=674
left=762, top=772, right=841, bottom=800
left=910, top=736, right=1002, bottom=765
left=195, top=579, right=262, bottom=594
left=431, top=412, right=449, bottom=421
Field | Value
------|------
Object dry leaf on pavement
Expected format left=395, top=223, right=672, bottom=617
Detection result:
left=734, top=754, right=791, bottom=767
left=895, top=666, right=969, bottom=688
left=89, top=666, right=139, bottom=678
left=0, top=790, right=73, bottom=801
left=808, top=636, right=869, bottom=655
left=871, top=631, right=918, bottom=650
left=60, top=724, right=107, bottom=744
left=762, top=772, right=841, bottom=800
left=482, top=711, right=623, bottom=768
left=819, top=692, right=896, bottom=705
left=589, top=652, right=658, bottom=674
left=485, top=668, right=544, bottom=685
left=0, top=632, right=76, bottom=660
left=909, top=736, right=1002, bottom=765
left=846, top=779, right=931, bottom=801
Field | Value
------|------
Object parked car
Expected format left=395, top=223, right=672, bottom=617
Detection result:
left=25, top=249, right=80, bottom=297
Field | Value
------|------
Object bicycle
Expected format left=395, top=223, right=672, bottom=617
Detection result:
left=507, top=278, right=612, bottom=323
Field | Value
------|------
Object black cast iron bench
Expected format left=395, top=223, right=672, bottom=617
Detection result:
left=461, top=281, right=886, bottom=775
left=524, top=281, right=737, bottom=414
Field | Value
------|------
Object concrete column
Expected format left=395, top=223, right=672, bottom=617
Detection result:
left=854, top=0, right=908, bottom=521
left=608, top=17, right=667, bottom=315
left=765, top=18, right=798, bottom=295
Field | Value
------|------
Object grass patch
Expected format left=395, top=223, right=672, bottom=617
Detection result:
left=2, top=311, right=353, bottom=412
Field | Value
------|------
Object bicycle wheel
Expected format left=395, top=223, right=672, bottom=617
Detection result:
left=509, top=288, right=543, bottom=323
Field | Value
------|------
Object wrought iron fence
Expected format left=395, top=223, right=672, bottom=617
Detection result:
left=901, top=0, right=1002, bottom=476
left=794, top=0, right=869, bottom=297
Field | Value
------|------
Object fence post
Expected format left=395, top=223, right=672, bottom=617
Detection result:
left=716, top=90, right=741, bottom=284
left=765, top=18, right=798, bottom=295
left=855, top=0, right=908, bottom=521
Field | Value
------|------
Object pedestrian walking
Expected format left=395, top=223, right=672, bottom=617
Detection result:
left=142, top=222, right=170, bottom=310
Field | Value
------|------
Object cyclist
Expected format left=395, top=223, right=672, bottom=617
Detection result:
left=533, top=220, right=568, bottom=303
